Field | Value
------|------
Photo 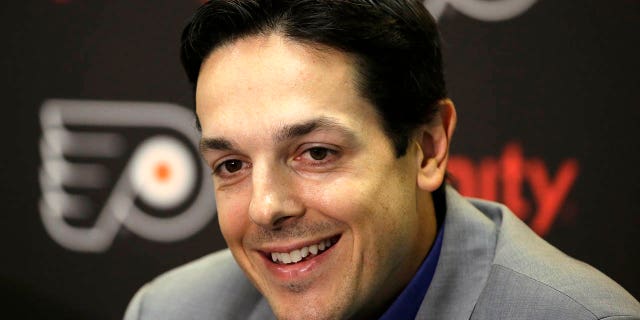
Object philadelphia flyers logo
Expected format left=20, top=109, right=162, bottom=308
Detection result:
left=39, top=99, right=216, bottom=252
left=424, top=0, right=538, bottom=22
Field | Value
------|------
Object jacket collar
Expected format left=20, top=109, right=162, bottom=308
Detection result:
left=416, top=186, right=500, bottom=319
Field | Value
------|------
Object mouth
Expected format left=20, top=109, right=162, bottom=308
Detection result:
left=262, top=235, right=341, bottom=265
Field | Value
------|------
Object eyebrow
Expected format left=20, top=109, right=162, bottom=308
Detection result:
left=199, top=116, right=357, bottom=153
left=275, top=117, right=356, bottom=143
left=199, top=137, right=233, bottom=152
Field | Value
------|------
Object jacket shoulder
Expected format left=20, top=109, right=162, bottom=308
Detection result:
left=469, top=198, right=640, bottom=320
left=124, top=249, right=273, bottom=320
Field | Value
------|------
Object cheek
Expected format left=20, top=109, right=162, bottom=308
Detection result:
left=299, top=175, right=389, bottom=234
left=298, top=177, right=364, bottom=217
left=307, top=168, right=415, bottom=244
left=215, top=189, right=252, bottom=245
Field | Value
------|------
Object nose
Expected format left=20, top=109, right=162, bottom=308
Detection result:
left=248, top=163, right=304, bottom=229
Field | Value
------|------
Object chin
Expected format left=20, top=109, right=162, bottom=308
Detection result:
left=261, top=279, right=355, bottom=320
left=269, top=298, right=344, bottom=320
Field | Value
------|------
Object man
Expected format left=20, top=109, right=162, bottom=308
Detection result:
left=125, top=0, right=640, bottom=319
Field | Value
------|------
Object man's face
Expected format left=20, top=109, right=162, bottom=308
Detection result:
left=196, top=34, right=436, bottom=319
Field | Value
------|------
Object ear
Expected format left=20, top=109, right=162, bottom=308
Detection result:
left=415, top=99, right=457, bottom=192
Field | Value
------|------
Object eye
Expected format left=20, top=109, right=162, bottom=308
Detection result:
left=308, top=147, right=329, bottom=160
left=213, top=159, right=249, bottom=178
left=221, top=159, right=243, bottom=173
left=295, top=146, right=340, bottom=167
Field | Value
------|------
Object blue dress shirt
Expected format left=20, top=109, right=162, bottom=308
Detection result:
left=378, top=225, right=444, bottom=320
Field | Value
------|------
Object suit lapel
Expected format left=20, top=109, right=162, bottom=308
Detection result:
left=416, top=186, right=500, bottom=319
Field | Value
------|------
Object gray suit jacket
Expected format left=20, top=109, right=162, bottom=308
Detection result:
left=124, top=187, right=640, bottom=319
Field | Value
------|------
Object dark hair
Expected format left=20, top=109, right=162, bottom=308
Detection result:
left=180, top=0, right=447, bottom=157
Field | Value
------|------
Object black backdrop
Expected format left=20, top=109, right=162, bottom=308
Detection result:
left=1, top=1, right=638, bottom=319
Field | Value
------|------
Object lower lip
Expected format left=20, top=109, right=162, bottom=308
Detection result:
left=261, top=239, right=339, bottom=281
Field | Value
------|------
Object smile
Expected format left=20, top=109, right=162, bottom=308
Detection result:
left=267, top=236, right=340, bottom=265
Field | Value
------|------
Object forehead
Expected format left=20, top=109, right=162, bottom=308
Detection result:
left=198, top=34, right=353, bottom=89
left=194, top=34, right=380, bottom=140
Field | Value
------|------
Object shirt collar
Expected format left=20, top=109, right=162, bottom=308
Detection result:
left=378, top=225, right=445, bottom=320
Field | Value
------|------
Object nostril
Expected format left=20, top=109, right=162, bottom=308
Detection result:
left=247, top=184, right=304, bottom=227
left=272, top=215, right=293, bottom=228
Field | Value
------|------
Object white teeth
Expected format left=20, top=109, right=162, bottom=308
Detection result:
left=290, top=250, right=302, bottom=263
left=270, top=238, right=335, bottom=264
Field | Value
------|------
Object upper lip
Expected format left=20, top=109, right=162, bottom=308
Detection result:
left=256, top=234, right=340, bottom=254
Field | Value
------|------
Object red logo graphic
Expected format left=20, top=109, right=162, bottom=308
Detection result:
left=448, top=142, right=580, bottom=236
